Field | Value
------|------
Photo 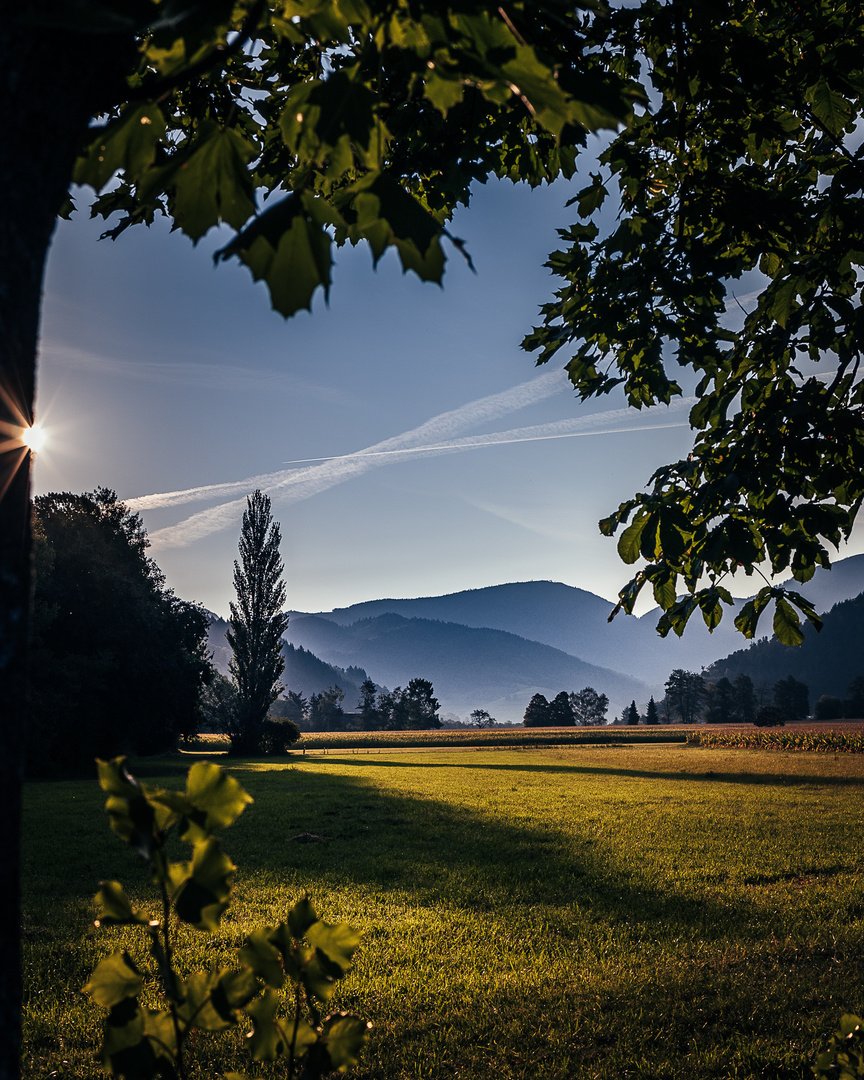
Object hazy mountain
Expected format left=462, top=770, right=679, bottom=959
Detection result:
left=283, top=612, right=651, bottom=724
left=303, top=555, right=864, bottom=685
left=704, top=590, right=864, bottom=707
left=302, top=580, right=739, bottom=684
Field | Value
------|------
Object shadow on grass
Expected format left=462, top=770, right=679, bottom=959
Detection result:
left=213, top=763, right=852, bottom=945
left=23, top=754, right=860, bottom=946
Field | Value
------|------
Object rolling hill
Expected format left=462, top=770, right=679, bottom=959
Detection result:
left=282, top=611, right=651, bottom=724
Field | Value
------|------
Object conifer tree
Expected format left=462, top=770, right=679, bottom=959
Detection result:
left=645, top=696, right=659, bottom=726
left=227, top=491, right=290, bottom=755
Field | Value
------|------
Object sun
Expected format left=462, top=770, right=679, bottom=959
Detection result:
left=22, top=423, right=47, bottom=453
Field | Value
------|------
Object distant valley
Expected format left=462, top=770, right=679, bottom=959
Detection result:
left=207, top=553, right=864, bottom=725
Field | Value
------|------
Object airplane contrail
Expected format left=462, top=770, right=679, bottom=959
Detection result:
left=135, top=374, right=694, bottom=549
left=128, top=368, right=569, bottom=513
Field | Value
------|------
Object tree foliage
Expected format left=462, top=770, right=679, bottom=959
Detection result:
left=227, top=491, right=290, bottom=754
left=663, top=669, right=705, bottom=725
left=29, top=489, right=211, bottom=774
left=772, top=675, right=809, bottom=723
left=64, top=0, right=632, bottom=318
left=569, top=686, right=609, bottom=726
left=469, top=708, right=495, bottom=728
left=523, top=0, right=864, bottom=645
left=308, top=686, right=346, bottom=731
left=523, top=693, right=551, bottom=727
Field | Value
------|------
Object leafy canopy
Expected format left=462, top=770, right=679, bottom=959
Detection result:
left=66, top=0, right=633, bottom=315
left=523, top=0, right=864, bottom=645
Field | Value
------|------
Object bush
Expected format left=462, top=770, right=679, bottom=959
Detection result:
left=754, top=705, right=785, bottom=728
left=260, top=717, right=301, bottom=754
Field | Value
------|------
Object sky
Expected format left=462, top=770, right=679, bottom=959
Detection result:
left=32, top=170, right=863, bottom=619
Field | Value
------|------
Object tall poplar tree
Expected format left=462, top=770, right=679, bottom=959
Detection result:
left=226, top=491, right=290, bottom=755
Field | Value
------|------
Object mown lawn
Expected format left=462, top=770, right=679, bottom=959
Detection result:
left=22, top=743, right=864, bottom=1079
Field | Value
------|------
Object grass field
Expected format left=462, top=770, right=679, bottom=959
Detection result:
left=22, top=742, right=864, bottom=1079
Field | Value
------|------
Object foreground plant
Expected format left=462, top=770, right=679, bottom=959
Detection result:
left=813, top=1014, right=864, bottom=1079
left=84, top=758, right=369, bottom=1080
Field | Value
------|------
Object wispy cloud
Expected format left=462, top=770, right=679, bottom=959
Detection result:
left=135, top=373, right=693, bottom=549
left=37, top=341, right=325, bottom=395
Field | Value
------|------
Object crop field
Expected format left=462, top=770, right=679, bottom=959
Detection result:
left=22, top=742, right=864, bottom=1080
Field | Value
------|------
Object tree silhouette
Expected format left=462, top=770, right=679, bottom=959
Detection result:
left=226, top=491, right=290, bottom=754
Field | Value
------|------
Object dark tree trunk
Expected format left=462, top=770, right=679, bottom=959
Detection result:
left=0, top=21, right=133, bottom=1080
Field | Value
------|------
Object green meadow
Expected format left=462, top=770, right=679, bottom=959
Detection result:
left=22, top=743, right=864, bottom=1079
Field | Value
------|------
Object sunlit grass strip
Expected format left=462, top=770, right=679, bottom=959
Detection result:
left=185, top=728, right=689, bottom=753
left=689, top=729, right=864, bottom=752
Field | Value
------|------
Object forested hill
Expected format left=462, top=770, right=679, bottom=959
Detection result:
left=704, top=591, right=864, bottom=705
left=207, top=617, right=370, bottom=708
left=283, top=612, right=650, bottom=724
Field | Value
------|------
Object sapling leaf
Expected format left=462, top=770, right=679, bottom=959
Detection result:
left=181, top=761, right=253, bottom=841
left=306, top=921, right=362, bottom=975
left=286, top=895, right=318, bottom=938
left=95, top=881, right=147, bottom=927
left=321, top=1012, right=372, bottom=1071
left=245, top=989, right=289, bottom=1059
left=239, top=927, right=286, bottom=989
left=84, top=951, right=143, bottom=1007
left=171, top=838, right=236, bottom=930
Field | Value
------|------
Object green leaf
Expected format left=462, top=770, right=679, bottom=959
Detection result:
left=617, top=514, right=648, bottom=564
left=807, top=77, right=854, bottom=135
left=773, top=595, right=805, bottom=646
left=99, top=999, right=164, bottom=1080
left=734, top=588, right=773, bottom=639
left=305, top=921, right=361, bottom=975
left=501, top=44, right=574, bottom=138
left=245, top=990, right=291, bottom=1060
left=84, top=951, right=143, bottom=1007
left=783, top=589, right=824, bottom=633
left=766, top=277, right=800, bottom=329
left=177, top=968, right=258, bottom=1031
left=215, top=192, right=338, bottom=316
left=286, top=895, right=319, bottom=939
left=171, top=838, right=235, bottom=930
left=211, top=968, right=261, bottom=1018
left=94, top=881, right=147, bottom=927
left=424, top=70, right=465, bottom=115
left=74, top=105, right=166, bottom=192
left=280, top=72, right=384, bottom=168
left=97, top=759, right=159, bottom=858
left=572, top=175, right=608, bottom=217
left=239, top=927, right=286, bottom=989
left=145, top=123, right=257, bottom=242
left=181, top=762, right=253, bottom=842
left=650, top=568, right=677, bottom=611
left=321, top=1012, right=371, bottom=1071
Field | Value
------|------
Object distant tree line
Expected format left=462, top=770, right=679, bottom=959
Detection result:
left=356, top=678, right=441, bottom=730
left=655, top=668, right=864, bottom=726
left=523, top=687, right=609, bottom=727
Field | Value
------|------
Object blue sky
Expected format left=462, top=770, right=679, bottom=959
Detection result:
left=33, top=172, right=861, bottom=619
